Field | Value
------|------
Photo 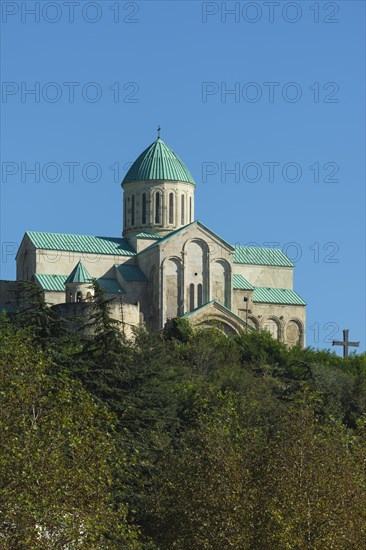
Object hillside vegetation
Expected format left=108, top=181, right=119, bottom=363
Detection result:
left=1, top=284, right=365, bottom=549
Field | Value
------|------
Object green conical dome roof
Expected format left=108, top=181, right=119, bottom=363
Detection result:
left=122, top=138, right=195, bottom=185
left=65, top=261, right=92, bottom=284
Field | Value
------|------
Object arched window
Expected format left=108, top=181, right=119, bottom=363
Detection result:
left=86, top=292, right=92, bottom=302
left=189, top=283, right=195, bottom=311
left=124, top=199, right=127, bottom=228
left=142, top=193, right=147, bottom=224
left=155, top=192, right=161, bottom=224
left=189, top=196, right=192, bottom=222
left=169, top=193, right=174, bottom=224
left=76, top=291, right=83, bottom=303
left=181, top=194, right=185, bottom=225
left=197, top=283, right=203, bottom=307
left=263, top=318, right=280, bottom=340
left=131, top=194, right=135, bottom=226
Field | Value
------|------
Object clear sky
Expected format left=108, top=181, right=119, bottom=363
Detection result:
left=1, top=0, right=365, bottom=352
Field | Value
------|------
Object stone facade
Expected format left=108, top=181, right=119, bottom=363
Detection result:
left=53, top=301, right=141, bottom=341
left=1, top=136, right=306, bottom=345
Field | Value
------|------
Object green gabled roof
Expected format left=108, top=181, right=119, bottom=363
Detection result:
left=25, top=232, right=136, bottom=256
left=135, top=232, right=162, bottom=240
left=233, top=273, right=254, bottom=290
left=122, top=138, right=195, bottom=185
left=34, top=274, right=124, bottom=294
left=253, top=287, right=306, bottom=306
left=233, top=246, right=294, bottom=267
left=34, top=274, right=67, bottom=292
left=98, top=278, right=124, bottom=294
left=65, top=261, right=92, bottom=284
left=116, top=264, right=148, bottom=282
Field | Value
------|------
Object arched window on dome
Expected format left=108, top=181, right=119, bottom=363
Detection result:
left=124, top=198, right=127, bottom=228
left=131, top=194, right=135, bottom=226
left=181, top=194, right=185, bottom=225
left=189, top=283, right=195, bottom=311
left=155, top=192, right=161, bottom=224
left=189, top=196, right=192, bottom=222
left=142, top=193, right=147, bottom=224
left=169, top=193, right=174, bottom=224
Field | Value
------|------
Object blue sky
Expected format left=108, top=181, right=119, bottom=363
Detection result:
left=1, top=0, right=365, bottom=352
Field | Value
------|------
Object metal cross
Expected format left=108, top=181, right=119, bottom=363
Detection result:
left=332, top=329, right=360, bottom=358
left=157, top=125, right=161, bottom=138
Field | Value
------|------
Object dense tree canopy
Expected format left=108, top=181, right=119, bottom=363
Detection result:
left=1, top=297, right=365, bottom=548
left=0, top=315, right=140, bottom=549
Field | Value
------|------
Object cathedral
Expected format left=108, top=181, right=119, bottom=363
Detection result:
left=2, top=136, right=306, bottom=344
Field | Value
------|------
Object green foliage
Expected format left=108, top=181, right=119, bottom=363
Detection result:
left=181, top=327, right=238, bottom=377
left=81, top=280, right=126, bottom=362
left=262, top=392, right=366, bottom=548
left=162, top=316, right=193, bottom=342
left=1, top=304, right=366, bottom=548
left=148, top=388, right=366, bottom=549
left=0, top=316, right=140, bottom=549
left=12, top=280, right=64, bottom=350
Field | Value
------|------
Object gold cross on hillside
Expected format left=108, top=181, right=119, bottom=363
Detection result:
left=332, top=329, right=360, bottom=358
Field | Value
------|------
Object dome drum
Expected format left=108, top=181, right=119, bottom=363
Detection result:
left=122, top=138, right=195, bottom=237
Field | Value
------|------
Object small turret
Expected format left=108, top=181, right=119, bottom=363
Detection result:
left=64, top=260, right=93, bottom=303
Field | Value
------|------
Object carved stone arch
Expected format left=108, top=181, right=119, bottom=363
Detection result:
left=247, top=315, right=260, bottom=330
left=162, top=256, right=183, bottom=322
left=262, top=316, right=282, bottom=341
left=151, top=185, right=164, bottom=194
left=182, top=237, right=210, bottom=255
left=183, top=238, right=210, bottom=311
left=161, top=255, right=182, bottom=268
left=197, top=316, right=240, bottom=336
left=211, top=258, right=231, bottom=309
left=215, top=257, right=231, bottom=269
left=285, top=318, right=304, bottom=347
left=216, top=258, right=232, bottom=280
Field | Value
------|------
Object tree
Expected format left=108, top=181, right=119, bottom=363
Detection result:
left=145, top=379, right=366, bottom=549
left=73, top=293, right=182, bottom=540
left=180, top=327, right=239, bottom=377
left=0, top=317, right=140, bottom=549
left=146, top=381, right=283, bottom=549
left=81, top=280, right=127, bottom=362
left=12, top=280, right=64, bottom=351
left=162, top=317, right=193, bottom=343
left=263, top=391, right=366, bottom=548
